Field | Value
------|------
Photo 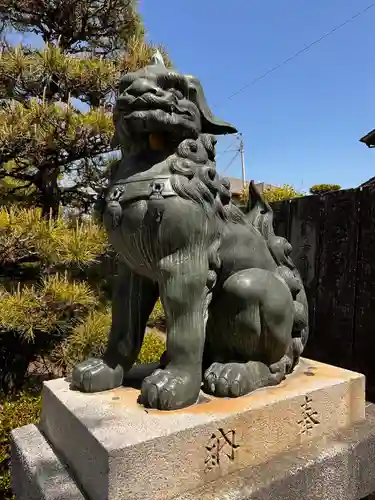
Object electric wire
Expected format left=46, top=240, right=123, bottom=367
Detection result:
left=217, top=2, right=375, bottom=107
left=221, top=151, right=240, bottom=174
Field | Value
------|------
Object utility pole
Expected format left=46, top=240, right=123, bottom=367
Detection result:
left=238, top=133, right=246, bottom=188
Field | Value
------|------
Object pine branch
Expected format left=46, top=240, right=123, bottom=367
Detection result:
left=2, top=180, right=33, bottom=193
left=0, top=41, right=170, bottom=104
left=0, top=19, right=171, bottom=212
left=0, top=99, right=114, bottom=167
left=0, top=273, right=99, bottom=341
left=0, top=206, right=108, bottom=267
left=0, top=0, right=144, bottom=55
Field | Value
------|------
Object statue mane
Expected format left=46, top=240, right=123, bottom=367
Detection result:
left=169, top=133, right=246, bottom=225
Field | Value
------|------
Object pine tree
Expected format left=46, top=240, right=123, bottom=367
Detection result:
left=0, top=1, right=169, bottom=393
left=0, top=0, right=170, bottom=216
left=0, top=205, right=110, bottom=392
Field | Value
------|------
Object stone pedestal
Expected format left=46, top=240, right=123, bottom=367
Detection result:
left=11, top=359, right=375, bottom=500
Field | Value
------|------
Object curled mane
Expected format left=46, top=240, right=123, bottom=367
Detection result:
left=170, top=133, right=228, bottom=219
left=169, top=133, right=242, bottom=223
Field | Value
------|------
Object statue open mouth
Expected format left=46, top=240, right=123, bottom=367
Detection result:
left=118, top=93, right=195, bottom=118
left=111, top=51, right=237, bottom=151
left=116, top=91, right=201, bottom=138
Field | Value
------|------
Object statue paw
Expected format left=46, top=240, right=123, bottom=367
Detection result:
left=204, top=361, right=285, bottom=397
left=138, top=367, right=201, bottom=410
left=203, top=362, right=251, bottom=397
left=269, top=355, right=292, bottom=376
left=71, top=358, right=124, bottom=393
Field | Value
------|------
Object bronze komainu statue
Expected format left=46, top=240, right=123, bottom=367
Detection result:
left=71, top=53, right=309, bottom=410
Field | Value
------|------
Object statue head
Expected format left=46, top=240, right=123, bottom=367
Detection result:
left=112, top=52, right=237, bottom=151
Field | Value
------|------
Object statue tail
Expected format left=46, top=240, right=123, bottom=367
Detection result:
left=245, top=181, right=309, bottom=367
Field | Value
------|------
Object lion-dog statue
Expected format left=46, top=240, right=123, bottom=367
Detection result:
left=71, top=52, right=309, bottom=410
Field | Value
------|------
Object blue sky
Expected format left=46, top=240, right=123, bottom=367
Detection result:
left=8, top=1, right=375, bottom=192
left=139, top=0, right=375, bottom=191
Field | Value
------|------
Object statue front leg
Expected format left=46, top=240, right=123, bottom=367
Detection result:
left=71, top=260, right=158, bottom=393
left=139, top=250, right=209, bottom=410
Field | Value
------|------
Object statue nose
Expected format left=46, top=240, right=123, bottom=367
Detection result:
left=126, top=79, right=161, bottom=97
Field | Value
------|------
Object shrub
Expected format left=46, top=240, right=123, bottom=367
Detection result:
left=0, top=391, right=42, bottom=500
left=240, top=183, right=304, bottom=203
left=136, top=329, right=165, bottom=365
left=148, top=299, right=165, bottom=330
left=263, top=184, right=304, bottom=202
left=309, top=184, right=341, bottom=195
left=59, top=312, right=165, bottom=369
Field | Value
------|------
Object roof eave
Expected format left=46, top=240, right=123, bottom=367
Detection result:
left=360, top=129, right=375, bottom=147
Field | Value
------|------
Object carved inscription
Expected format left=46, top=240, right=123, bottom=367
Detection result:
left=298, top=395, right=320, bottom=435
left=204, top=428, right=240, bottom=471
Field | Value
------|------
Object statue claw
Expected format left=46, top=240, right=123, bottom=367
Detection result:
left=203, top=362, right=251, bottom=397
left=71, top=358, right=124, bottom=393
left=138, top=367, right=201, bottom=410
left=203, top=361, right=284, bottom=398
left=269, top=355, right=293, bottom=376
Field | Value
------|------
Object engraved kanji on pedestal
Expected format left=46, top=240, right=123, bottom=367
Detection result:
left=298, top=394, right=320, bottom=436
left=204, top=428, right=240, bottom=471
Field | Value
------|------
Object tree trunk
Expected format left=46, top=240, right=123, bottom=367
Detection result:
left=37, top=166, right=61, bottom=219
left=0, top=332, right=36, bottom=395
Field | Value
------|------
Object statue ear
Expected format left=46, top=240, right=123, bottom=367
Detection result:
left=185, top=75, right=238, bottom=136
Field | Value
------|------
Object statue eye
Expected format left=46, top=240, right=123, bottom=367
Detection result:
left=168, top=88, right=183, bottom=100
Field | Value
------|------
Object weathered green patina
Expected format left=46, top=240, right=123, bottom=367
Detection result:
left=71, top=53, right=309, bottom=410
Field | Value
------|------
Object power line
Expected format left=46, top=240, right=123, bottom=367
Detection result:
left=216, top=138, right=238, bottom=160
left=221, top=151, right=240, bottom=174
left=216, top=148, right=238, bottom=155
left=219, top=2, right=375, bottom=105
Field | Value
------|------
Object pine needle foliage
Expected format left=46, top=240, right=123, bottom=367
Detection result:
left=0, top=14, right=170, bottom=215
left=136, top=330, right=165, bottom=365
left=0, top=0, right=145, bottom=56
left=0, top=97, right=114, bottom=183
left=0, top=325, right=166, bottom=500
left=0, top=205, right=107, bottom=269
left=0, top=206, right=109, bottom=392
left=0, top=204, right=166, bottom=392
left=0, top=4, right=170, bottom=491
left=0, top=161, right=36, bottom=207
left=57, top=307, right=112, bottom=367
left=147, top=298, right=165, bottom=330
left=60, top=311, right=166, bottom=368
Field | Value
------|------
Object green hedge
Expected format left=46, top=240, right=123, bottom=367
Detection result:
left=0, top=331, right=165, bottom=500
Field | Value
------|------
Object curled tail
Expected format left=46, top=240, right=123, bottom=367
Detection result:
left=245, top=181, right=309, bottom=368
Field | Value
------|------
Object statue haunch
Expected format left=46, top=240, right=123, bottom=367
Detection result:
left=71, top=53, right=309, bottom=410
